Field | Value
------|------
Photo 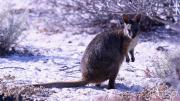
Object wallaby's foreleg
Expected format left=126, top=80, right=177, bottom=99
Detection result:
left=126, top=54, right=130, bottom=62
left=129, top=49, right=135, bottom=62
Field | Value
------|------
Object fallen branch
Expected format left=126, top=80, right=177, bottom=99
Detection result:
left=150, top=16, right=180, bottom=32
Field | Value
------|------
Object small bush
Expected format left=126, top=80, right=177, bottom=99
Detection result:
left=0, top=83, right=49, bottom=101
left=153, top=52, right=174, bottom=79
left=152, top=49, right=180, bottom=94
left=0, top=3, right=27, bottom=56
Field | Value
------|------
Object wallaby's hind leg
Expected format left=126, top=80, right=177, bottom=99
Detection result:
left=129, top=49, right=135, bottom=62
left=108, top=75, right=117, bottom=89
left=108, top=66, right=119, bottom=89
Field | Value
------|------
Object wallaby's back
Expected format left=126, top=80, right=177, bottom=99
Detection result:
left=80, top=30, right=131, bottom=88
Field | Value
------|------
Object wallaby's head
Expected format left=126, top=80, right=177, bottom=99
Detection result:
left=122, top=14, right=141, bottom=38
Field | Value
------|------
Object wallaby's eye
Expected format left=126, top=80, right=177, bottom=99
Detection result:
left=129, top=20, right=134, bottom=24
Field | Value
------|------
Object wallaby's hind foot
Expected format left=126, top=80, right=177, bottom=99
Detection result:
left=108, top=77, right=116, bottom=89
left=107, top=66, right=119, bottom=89
left=108, top=84, right=115, bottom=89
left=95, top=83, right=101, bottom=87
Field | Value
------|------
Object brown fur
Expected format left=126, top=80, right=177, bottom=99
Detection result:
left=33, top=14, right=141, bottom=89
left=33, top=30, right=131, bottom=89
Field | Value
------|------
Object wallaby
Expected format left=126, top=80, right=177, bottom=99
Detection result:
left=123, top=14, right=142, bottom=63
left=33, top=14, right=141, bottom=89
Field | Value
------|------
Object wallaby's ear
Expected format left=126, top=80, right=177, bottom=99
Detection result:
left=134, top=14, right=141, bottom=23
left=122, top=14, right=129, bottom=23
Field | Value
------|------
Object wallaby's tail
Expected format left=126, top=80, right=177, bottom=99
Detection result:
left=32, top=80, right=89, bottom=88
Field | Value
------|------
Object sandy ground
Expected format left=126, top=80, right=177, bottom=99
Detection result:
left=0, top=26, right=179, bottom=100
left=0, top=0, right=179, bottom=100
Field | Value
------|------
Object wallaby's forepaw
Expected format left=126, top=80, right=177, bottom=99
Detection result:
left=126, top=57, right=130, bottom=63
left=131, top=57, right=135, bottom=62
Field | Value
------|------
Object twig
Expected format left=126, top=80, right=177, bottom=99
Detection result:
left=0, top=67, right=25, bottom=70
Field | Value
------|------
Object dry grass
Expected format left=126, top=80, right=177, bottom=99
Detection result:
left=0, top=81, right=178, bottom=101
left=92, top=84, right=178, bottom=101
left=0, top=2, right=28, bottom=56
left=0, top=83, right=50, bottom=101
left=152, top=50, right=180, bottom=90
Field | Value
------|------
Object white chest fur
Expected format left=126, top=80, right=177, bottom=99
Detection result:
left=128, top=35, right=139, bottom=51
